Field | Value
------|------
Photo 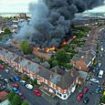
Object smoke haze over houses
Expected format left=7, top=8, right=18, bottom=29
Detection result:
left=14, top=0, right=104, bottom=48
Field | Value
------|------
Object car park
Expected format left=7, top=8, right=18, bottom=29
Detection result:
left=25, top=84, right=33, bottom=90
left=33, top=89, right=42, bottom=96
left=77, top=92, right=84, bottom=101
left=83, top=97, right=89, bottom=104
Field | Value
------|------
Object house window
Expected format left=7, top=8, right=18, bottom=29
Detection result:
left=57, top=92, right=62, bottom=97
left=63, top=95, right=67, bottom=98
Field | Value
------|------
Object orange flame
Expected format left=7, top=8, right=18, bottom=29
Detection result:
left=45, top=46, right=56, bottom=53
left=62, top=40, right=67, bottom=45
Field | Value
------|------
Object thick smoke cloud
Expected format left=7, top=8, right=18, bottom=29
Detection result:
left=15, top=0, right=104, bottom=47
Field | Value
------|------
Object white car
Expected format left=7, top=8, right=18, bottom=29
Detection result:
left=4, top=78, right=9, bottom=83
left=25, top=84, right=33, bottom=90
left=20, top=80, right=26, bottom=85
left=98, top=70, right=104, bottom=78
left=101, top=47, right=104, bottom=51
left=98, top=63, right=101, bottom=67
left=5, top=69, right=9, bottom=73
left=90, top=78, right=99, bottom=83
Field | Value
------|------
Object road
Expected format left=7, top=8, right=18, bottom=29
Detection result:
left=0, top=69, right=51, bottom=105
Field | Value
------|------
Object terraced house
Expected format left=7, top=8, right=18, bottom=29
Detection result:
left=71, top=27, right=98, bottom=72
left=0, top=47, right=79, bottom=100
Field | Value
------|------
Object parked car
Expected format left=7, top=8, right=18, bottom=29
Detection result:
left=25, top=84, right=33, bottom=90
left=0, top=75, right=2, bottom=78
left=12, top=87, right=20, bottom=94
left=13, top=76, right=20, bottom=81
left=5, top=69, right=9, bottom=73
left=0, top=64, right=4, bottom=70
left=90, top=78, right=99, bottom=83
left=4, top=78, right=9, bottom=83
left=33, top=89, right=42, bottom=96
left=83, top=97, right=89, bottom=104
left=20, top=80, right=26, bottom=86
left=9, top=77, right=15, bottom=82
left=98, top=63, right=101, bottom=67
left=95, top=86, right=103, bottom=94
left=83, top=87, right=89, bottom=94
left=77, top=92, right=84, bottom=101
left=98, top=70, right=104, bottom=78
left=11, top=83, right=19, bottom=88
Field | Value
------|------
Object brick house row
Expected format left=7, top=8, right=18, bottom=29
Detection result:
left=71, top=27, right=99, bottom=72
left=0, top=47, right=79, bottom=100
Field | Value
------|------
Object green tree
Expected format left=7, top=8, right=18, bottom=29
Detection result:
left=100, top=95, right=105, bottom=104
left=56, top=50, right=69, bottom=66
left=20, top=40, right=32, bottom=54
left=4, top=28, right=11, bottom=34
left=8, top=92, right=15, bottom=101
left=11, top=94, right=22, bottom=105
left=21, top=100, right=29, bottom=105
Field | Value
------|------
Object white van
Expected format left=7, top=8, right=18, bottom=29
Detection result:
left=98, top=70, right=104, bottom=78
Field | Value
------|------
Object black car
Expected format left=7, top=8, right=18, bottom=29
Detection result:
left=9, top=77, right=15, bottom=82
left=83, top=97, right=89, bottom=104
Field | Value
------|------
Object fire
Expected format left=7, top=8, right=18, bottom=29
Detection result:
left=33, top=47, right=40, bottom=52
left=45, top=46, right=56, bottom=53
left=62, top=40, right=67, bottom=45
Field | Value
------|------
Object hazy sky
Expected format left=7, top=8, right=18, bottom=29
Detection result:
left=0, top=0, right=38, bottom=13
left=0, top=0, right=105, bottom=13
left=84, top=5, right=105, bottom=13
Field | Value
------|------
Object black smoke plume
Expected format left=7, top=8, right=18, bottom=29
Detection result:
left=15, top=0, right=104, bottom=48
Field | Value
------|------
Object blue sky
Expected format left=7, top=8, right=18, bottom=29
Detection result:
left=0, top=0, right=38, bottom=13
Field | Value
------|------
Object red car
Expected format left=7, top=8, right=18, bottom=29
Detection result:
left=0, top=64, right=4, bottom=70
left=77, top=92, right=84, bottom=101
left=83, top=87, right=89, bottom=94
left=33, top=89, right=42, bottom=96
left=11, top=83, right=19, bottom=88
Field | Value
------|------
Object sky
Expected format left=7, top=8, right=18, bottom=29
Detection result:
left=0, top=0, right=105, bottom=13
left=0, top=0, right=38, bottom=13
left=84, top=5, right=105, bottom=13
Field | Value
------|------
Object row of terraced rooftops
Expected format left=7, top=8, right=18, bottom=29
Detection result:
left=0, top=46, right=78, bottom=89
left=71, top=27, right=100, bottom=71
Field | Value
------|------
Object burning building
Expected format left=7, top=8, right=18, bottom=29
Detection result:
left=14, top=0, right=104, bottom=48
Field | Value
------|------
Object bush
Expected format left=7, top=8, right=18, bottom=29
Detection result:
left=21, top=100, right=29, bottom=105
left=11, top=94, right=22, bottom=105
left=8, top=92, right=15, bottom=101
left=20, top=40, right=32, bottom=54
left=100, top=95, right=105, bottom=104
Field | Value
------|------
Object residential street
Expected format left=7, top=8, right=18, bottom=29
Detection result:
left=0, top=69, right=51, bottom=105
